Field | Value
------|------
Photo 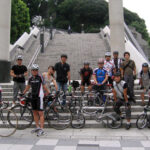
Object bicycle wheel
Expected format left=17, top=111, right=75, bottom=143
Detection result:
left=71, top=112, right=85, bottom=129
left=136, top=114, right=147, bottom=129
left=107, top=113, right=122, bottom=129
left=8, top=105, right=33, bottom=130
left=47, top=106, right=72, bottom=130
left=0, top=109, right=18, bottom=137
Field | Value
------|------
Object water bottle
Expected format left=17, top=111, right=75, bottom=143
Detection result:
left=48, top=101, right=52, bottom=106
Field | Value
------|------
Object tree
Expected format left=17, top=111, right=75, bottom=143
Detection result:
left=11, top=0, right=30, bottom=44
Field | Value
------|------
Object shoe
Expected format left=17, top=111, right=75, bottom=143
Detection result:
left=126, top=123, right=131, bottom=130
left=31, top=127, right=41, bottom=134
left=37, top=129, right=45, bottom=137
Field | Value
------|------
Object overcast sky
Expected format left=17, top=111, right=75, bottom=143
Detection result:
left=106, top=0, right=150, bottom=33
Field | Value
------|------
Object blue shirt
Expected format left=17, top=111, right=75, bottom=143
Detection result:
left=93, top=68, right=107, bottom=84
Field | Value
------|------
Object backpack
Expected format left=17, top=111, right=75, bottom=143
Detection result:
left=140, top=70, right=150, bottom=79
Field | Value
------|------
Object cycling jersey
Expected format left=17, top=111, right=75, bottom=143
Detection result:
left=93, top=68, right=107, bottom=84
left=111, top=58, right=122, bottom=71
left=104, top=60, right=114, bottom=77
left=113, top=80, right=127, bottom=99
left=28, top=75, right=45, bottom=111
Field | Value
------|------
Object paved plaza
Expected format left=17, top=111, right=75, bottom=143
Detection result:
left=1, top=128, right=150, bottom=150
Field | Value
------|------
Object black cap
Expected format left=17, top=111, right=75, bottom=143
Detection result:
left=114, top=72, right=121, bottom=77
left=142, top=63, right=149, bottom=67
left=61, top=54, right=68, bottom=58
left=113, top=51, right=119, bottom=54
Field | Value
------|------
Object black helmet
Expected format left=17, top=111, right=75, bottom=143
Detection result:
left=84, top=61, right=90, bottom=65
left=142, top=63, right=149, bottom=67
left=114, top=72, right=121, bottom=77
left=113, top=51, right=119, bottom=54
left=61, top=54, right=68, bottom=58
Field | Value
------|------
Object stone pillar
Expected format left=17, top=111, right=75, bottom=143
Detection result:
left=109, top=0, right=125, bottom=57
left=0, top=0, right=11, bottom=83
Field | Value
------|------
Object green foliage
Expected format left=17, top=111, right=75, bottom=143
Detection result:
left=55, top=0, right=108, bottom=32
left=21, top=0, right=150, bottom=46
left=11, top=0, right=30, bottom=44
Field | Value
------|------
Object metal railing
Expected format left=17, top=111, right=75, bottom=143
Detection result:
left=27, top=29, right=56, bottom=69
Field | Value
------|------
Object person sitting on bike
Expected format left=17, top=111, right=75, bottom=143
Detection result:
left=93, top=58, right=108, bottom=106
left=80, top=62, right=93, bottom=95
left=112, top=72, right=131, bottom=130
left=104, top=52, right=115, bottom=85
left=139, top=63, right=150, bottom=106
left=23, top=64, right=50, bottom=136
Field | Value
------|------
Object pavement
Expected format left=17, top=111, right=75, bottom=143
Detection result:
left=1, top=128, right=150, bottom=150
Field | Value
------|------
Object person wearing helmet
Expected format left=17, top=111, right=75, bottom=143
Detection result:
left=23, top=64, right=50, bottom=136
left=80, top=62, right=93, bottom=94
left=139, top=63, right=150, bottom=106
left=93, top=58, right=108, bottom=105
left=112, top=72, right=131, bottom=130
left=111, top=51, right=122, bottom=73
left=10, top=55, right=28, bottom=107
left=104, top=52, right=115, bottom=85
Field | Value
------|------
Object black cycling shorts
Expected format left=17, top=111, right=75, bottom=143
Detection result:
left=31, top=97, right=44, bottom=111
left=81, top=80, right=91, bottom=86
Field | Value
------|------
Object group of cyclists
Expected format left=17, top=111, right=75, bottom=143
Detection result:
left=0, top=51, right=149, bottom=136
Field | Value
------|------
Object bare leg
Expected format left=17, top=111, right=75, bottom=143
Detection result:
left=33, top=110, right=40, bottom=128
left=81, top=86, right=85, bottom=94
left=38, top=111, right=44, bottom=129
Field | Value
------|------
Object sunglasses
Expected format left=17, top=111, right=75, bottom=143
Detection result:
left=32, top=69, right=38, bottom=71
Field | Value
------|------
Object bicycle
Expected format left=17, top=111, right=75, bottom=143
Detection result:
left=95, top=91, right=122, bottom=129
left=9, top=92, right=72, bottom=130
left=136, top=100, right=150, bottom=129
left=0, top=102, right=18, bottom=137
left=81, top=84, right=112, bottom=115
left=8, top=93, right=33, bottom=130
left=44, top=91, right=72, bottom=130
left=69, top=87, right=85, bottom=129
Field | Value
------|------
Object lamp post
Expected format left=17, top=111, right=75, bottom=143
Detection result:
left=40, top=18, right=45, bottom=53
left=50, top=16, right=53, bottom=40
left=81, top=24, right=84, bottom=33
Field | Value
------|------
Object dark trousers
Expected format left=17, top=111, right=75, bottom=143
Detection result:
left=124, top=75, right=134, bottom=98
left=114, top=99, right=131, bottom=120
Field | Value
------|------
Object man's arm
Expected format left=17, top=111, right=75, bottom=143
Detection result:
left=23, top=85, right=31, bottom=95
left=10, top=70, right=17, bottom=78
left=93, top=74, right=98, bottom=84
left=102, top=74, right=108, bottom=85
left=67, top=71, right=71, bottom=83
left=123, top=88, right=128, bottom=102
left=112, top=88, right=117, bottom=102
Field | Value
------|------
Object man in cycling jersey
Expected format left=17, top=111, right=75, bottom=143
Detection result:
left=112, top=72, right=131, bottom=130
left=80, top=62, right=93, bottom=94
left=23, top=64, right=50, bottom=136
left=93, top=58, right=108, bottom=105
left=139, top=63, right=150, bottom=106
left=111, top=51, right=122, bottom=73
left=104, top=52, right=115, bottom=85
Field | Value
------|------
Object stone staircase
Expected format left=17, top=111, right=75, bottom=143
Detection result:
left=0, top=32, right=148, bottom=128
left=36, top=33, right=108, bottom=80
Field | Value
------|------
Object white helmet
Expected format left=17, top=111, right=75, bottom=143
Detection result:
left=17, top=55, right=23, bottom=60
left=31, top=64, right=39, bottom=70
left=105, top=52, right=111, bottom=57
